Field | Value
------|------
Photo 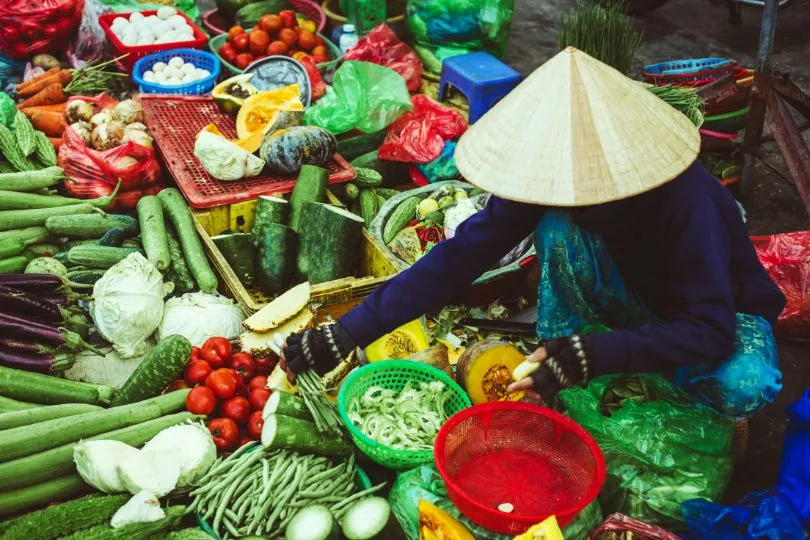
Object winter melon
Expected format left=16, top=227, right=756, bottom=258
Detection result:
left=418, top=500, right=473, bottom=540
left=364, top=320, right=430, bottom=362
left=456, top=340, right=525, bottom=404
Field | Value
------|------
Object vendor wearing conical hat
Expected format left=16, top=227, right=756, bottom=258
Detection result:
left=281, top=48, right=785, bottom=416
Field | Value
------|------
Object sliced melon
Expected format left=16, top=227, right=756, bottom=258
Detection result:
left=240, top=305, right=314, bottom=353
left=364, top=319, right=430, bottom=362
left=235, top=84, right=305, bottom=153
left=243, top=282, right=311, bottom=332
left=456, top=340, right=526, bottom=404
left=418, top=500, right=473, bottom=540
left=211, top=73, right=257, bottom=114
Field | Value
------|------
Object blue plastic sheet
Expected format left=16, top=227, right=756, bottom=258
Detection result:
left=682, top=488, right=805, bottom=540
left=779, top=387, right=810, bottom=530
left=416, top=141, right=460, bottom=183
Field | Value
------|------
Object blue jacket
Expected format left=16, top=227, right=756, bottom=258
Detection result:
left=339, top=163, right=786, bottom=375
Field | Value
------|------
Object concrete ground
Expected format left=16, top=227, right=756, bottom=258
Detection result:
left=197, top=0, right=810, bottom=505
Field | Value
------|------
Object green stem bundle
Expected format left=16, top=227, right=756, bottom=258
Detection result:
left=296, top=370, right=343, bottom=436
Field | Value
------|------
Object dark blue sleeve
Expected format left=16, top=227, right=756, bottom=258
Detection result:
left=340, top=196, right=544, bottom=347
left=589, top=195, right=738, bottom=374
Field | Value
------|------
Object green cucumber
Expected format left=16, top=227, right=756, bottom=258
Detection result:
left=0, top=236, right=25, bottom=259
left=383, top=196, right=420, bottom=244
left=263, top=390, right=312, bottom=421
left=350, top=150, right=409, bottom=185
left=212, top=232, right=256, bottom=287
left=376, top=188, right=400, bottom=200
left=359, top=189, right=378, bottom=228
left=66, top=268, right=106, bottom=285
left=0, top=204, right=97, bottom=232
left=0, top=187, right=117, bottom=211
left=165, top=232, right=195, bottom=294
left=0, top=255, right=28, bottom=272
left=252, top=195, right=289, bottom=242
left=261, top=414, right=352, bottom=456
left=0, top=366, right=113, bottom=406
left=289, top=165, right=328, bottom=232
left=0, top=226, right=50, bottom=246
left=0, top=167, right=64, bottom=192
left=157, top=189, right=218, bottom=293
left=0, top=403, right=101, bottom=430
left=256, top=223, right=297, bottom=295
left=0, top=412, right=197, bottom=491
left=286, top=505, right=339, bottom=540
left=136, top=195, right=170, bottom=270
left=295, top=202, right=364, bottom=285
left=67, top=245, right=139, bottom=268
left=0, top=493, right=129, bottom=539
left=0, top=475, right=92, bottom=518
left=45, top=213, right=138, bottom=239
left=111, top=336, right=193, bottom=406
left=97, top=228, right=128, bottom=247
left=0, top=390, right=189, bottom=462
left=337, top=130, right=387, bottom=161
left=0, top=395, right=37, bottom=413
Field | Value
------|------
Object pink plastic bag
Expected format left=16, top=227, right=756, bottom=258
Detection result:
left=343, top=24, right=423, bottom=92
left=588, top=513, right=679, bottom=540
left=0, top=0, right=84, bottom=59
left=378, top=94, right=467, bottom=163
left=752, top=230, right=810, bottom=340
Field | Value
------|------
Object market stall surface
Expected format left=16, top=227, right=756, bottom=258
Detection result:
left=196, top=0, right=810, bottom=502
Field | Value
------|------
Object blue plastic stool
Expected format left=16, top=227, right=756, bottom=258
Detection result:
left=438, top=52, right=521, bottom=124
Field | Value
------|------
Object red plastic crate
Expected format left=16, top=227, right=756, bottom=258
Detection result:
left=99, top=10, right=208, bottom=73
left=138, top=94, right=355, bottom=209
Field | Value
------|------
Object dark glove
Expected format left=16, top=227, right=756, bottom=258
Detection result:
left=284, top=323, right=356, bottom=376
left=530, top=334, right=592, bottom=406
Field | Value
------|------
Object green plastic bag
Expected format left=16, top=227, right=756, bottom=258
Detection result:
left=559, top=374, right=735, bottom=528
left=304, top=61, right=412, bottom=136
left=96, top=0, right=199, bottom=22
left=406, top=0, right=514, bottom=73
left=0, top=93, right=15, bottom=129
left=388, top=464, right=602, bottom=539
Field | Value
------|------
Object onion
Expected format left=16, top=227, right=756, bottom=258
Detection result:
left=91, top=122, right=124, bottom=150
left=69, top=121, right=93, bottom=145
left=122, top=129, right=153, bottom=149
left=124, top=122, right=148, bottom=133
left=113, top=99, right=145, bottom=125
left=66, top=100, right=94, bottom=124
left=90, top=110, right=113, bottom=127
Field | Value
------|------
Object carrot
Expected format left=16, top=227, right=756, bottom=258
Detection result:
left=16, top=67, right=60, bottom=93
left=48, top=137, right=62, bottom=151
left=18, top=84, right=66, bottom=110
left=21, top=104, right=67, bottom=117
left=29, top=111, right=67, bottom=138
left=16, top=72, right=71, bottom=98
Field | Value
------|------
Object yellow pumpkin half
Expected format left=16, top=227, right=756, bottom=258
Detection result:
left=365, top=319, right=430, bottom=362
left=199, top=123, right=259, bottom=154
left=456, top=339, right=525, bottom=404
left=513, top=516, right=564, bottom=540
left=235, top=84, right=304, bottom=152
left=418, top=500, right=474, bottom=540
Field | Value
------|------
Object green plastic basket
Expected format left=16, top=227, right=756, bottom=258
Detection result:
left=337, top=360, right=472, bottom=470
left=208, top=32, right=342, bottom=76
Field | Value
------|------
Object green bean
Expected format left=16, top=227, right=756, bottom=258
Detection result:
left=248, top=456, right=300, bottom=534
left=265, top=462, right=306, bottom=532
left=223, top=518, right=241, bottom=539
left=330, top=483, right=387, bottom=515
left=213, top=465, right=252, bottom=534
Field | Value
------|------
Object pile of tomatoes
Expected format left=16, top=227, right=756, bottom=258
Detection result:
left=0, top=0, right=83, bottom=59
left=179, top=337, right=277, bottom=452
left=217, top=10, right=328, bottom=70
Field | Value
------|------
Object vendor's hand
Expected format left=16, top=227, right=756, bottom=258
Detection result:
left=281, top=323, right=357, bottom=379
left=507, top=346, right=547, bottom=401
left=278, top=346, right=296, bottom=384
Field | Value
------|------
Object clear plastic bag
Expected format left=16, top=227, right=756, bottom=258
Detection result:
left=681, top=488, right=805, bottom=539
left=378, top=94, right=467, bottom=163
left=0, top=0, right=84, bottom=60
left=303, top=60, right=412, bottom=135
left=559, top=374, right=735, bottom=527
left=343, top=24, right=423, bottom=92
left=67, top=0, right=109, bottom=67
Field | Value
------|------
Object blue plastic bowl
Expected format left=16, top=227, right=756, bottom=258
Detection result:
left=133, top=48, right=221, bottom=95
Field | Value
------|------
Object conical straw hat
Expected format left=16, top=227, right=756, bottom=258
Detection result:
left=454, top=47, right=701, bottom=206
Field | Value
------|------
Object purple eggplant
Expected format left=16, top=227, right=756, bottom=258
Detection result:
left=0, top=285, right=62, bottom=322
left=0, top=338, right=54, bottom=356
left=0, top=274, right=64, bottom=291
left=0, top=284, right=83, bottom=307
left=0, top=312, right=102, bottom=354
left=0, top=345, right=74, bottom=373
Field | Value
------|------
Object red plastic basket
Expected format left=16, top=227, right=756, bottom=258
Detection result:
left=201, top=0, right=326, bottom=36
left=434, top=402, right=605, bottom=534
left=138, top=94, right=354, bottom=208
left=99, top=11, right=208, bottom=73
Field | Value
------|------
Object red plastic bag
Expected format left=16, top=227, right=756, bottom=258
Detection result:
left=588, top=513, right=679, bottom=540
left=343, top=24, right=422, bottom=92
left=379, top=94, right=467, bottom=163
left=59, top=125, right=161, bottom=199
left=752, top=230, right=810, bottom=340
left=0, top=0, right=84, bottom=59
left=298, top=55, right=326, bottom=101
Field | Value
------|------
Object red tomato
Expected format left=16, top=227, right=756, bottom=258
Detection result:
left=185, top=360, right=212, bottom=386
left=43, top=26, right=59, bottom=40
left=221, top=48, right=238, bottom=65
left=248, top=375, right=268, bottom=391
left=234, top=375, right=248, bottom=397
left=221, top=395, right=251, bottom=425
left=20, top=21, right=40, bottom=40
left=231, top=352, right=256, bottom=382
left=238, top=433, right=254, bottom=447
left=190, top=346, right=203, bottom=363
left=166, top=379, right=189, bottom=392
left=227, top=25, right=245, bottom=42
left=249, top=388, right=271, bottom=411
left=1, top=26, right=19, bottom=42
left=234, top=53, right=254, bottom=70
left=247, top=410, right=264, bottom=439
left=248, top=29, right=270, bottom=56
left=186, top=386, right=217, bottom=415
left=201, top=337, right=232, bottom=369
left=205, top=368, right=239, bottom=400
left=279, top=10, right=297, bottom=28
left=232, top=33, right=250, bottom=53
left=254, top=353, right=277, bottom=375
left=208, top=417, right=240, bottom=451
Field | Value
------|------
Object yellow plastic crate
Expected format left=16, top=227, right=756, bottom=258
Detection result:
left=193, top=191, right=398, bottom=315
